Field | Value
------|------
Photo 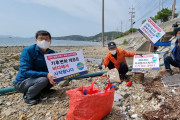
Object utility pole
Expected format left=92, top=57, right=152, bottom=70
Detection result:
left=102, top=0, right=105, bottom=47
left=159, top=0, right=161, bottom=11
left=172, top=0, right=176, bottom=20
left=129, top=5, right=135, bottom=34
left=120, top=21, right=123, bottom=33
left=126, top=22, right=127, bottom=31
left=162, top=0, right=163, bottom=9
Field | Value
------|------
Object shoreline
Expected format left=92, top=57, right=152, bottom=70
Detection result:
left=0, top=45, right=109, bottom=59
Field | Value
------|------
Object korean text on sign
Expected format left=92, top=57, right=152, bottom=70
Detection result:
left=44, top=50, right=88, bottom=83
left=133, top=54, right=160, bottom=71
left=138, top=18, right=165, bottom=44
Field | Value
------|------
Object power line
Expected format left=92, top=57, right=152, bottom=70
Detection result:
left=134, top=0, right=169, bottom=24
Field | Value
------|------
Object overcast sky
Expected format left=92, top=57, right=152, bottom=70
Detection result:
left=0, top=0, right=179, bottom=37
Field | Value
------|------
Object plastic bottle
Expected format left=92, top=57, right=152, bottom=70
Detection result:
left=84, top=89, right=87, bottom=95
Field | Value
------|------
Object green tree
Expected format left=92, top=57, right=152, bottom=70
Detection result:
left=142, top=19, right=146, bottom=24
left=155, top=8, right=178, bottom=22
left=128, top=28, right=137, bottom=33
left=150, top=17, right=157, bottom=23
left=122, top=39, right=128, bottom=45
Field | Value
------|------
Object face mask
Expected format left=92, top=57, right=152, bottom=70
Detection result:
left=177, top=36, right=180, bottom=40
left=177, top=36, right=180, bottom=46
left=110, top=50, right=116, bottom=55
left=36, top=40, right=51, bottom=49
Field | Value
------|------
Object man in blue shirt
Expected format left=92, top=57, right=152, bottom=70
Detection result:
left=152, top=27, right=180, bottom=75
left=14, top=30, right=56, bottom=105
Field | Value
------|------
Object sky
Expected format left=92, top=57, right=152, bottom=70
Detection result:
left=0, top=0, right=179, bottom=37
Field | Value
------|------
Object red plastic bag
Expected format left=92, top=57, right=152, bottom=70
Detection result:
left=66, top=76, right=115, bottom=120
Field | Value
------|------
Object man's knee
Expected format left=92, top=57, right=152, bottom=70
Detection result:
left=120, top=62, right=127, bottom=67
left=37, top=77, right=49, bottom=86
left=164, top=56, right=171, bottom=62
left=119, top=62, right=128, bottom=74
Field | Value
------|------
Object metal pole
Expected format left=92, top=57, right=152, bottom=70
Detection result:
left=102, top=0, right=105, bottom=47
left=159, top=0, right=161, bottom=11
left=172, top=0, right=176, bottom=20
left=131, top=14, right=133, bottom=34
left=121, top=21, right=123, bottom=32
left=129, top=5, right=135, bottom=34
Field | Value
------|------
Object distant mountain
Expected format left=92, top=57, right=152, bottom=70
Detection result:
left=52, top=31, right=122, bottom=42
left=0, top=35, right=15, bottom=38
left=53, top=35, right=88, bottom=41
left=0, top=35, right=24, bottom=38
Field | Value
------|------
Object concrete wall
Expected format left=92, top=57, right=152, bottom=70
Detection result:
left=136, top=42, right=150, bottom=51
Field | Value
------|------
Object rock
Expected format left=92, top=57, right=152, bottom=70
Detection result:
left=4, top=58, right=9, bottom=62
left=94, top=64, right=99, bottom=67
left=114, top=101, right=123, bottom=107
left=114, top=93, right=123, bottom=102
left=1, top=108, right=16, bottom=116
left=137, top=97, right=141, bottom=101
left=19, top=114, right=27, bottom=120
left=46, top=112, right=51, bottom=116
left=6, top=102, right=11, bottom=106
left=0, top=100, right=3, bottom=105
left=69, top=79, right=78, bottom=84
left=0, top=59, right=5, bottom=64
left=123, top=94, right=130, bottom=99
left=131, top=114, right=138, bottom=119
left=171, top=89, right=176, bottom=94
left=55, top=101, right=59, bottom=104
left=48, top=98, right=55, bottom=101
left=87, top=77, right=92, bottom=82
left=27, top=113, right=34, bottom=118
left=125, top=106, right=131, bottom=111
left=59, top=80, right=70, bottom=87
left=13, top=65, right=20, bottom=71
left=10, top=54, right=20, bottom=60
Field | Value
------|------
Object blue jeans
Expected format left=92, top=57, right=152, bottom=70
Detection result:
left=164, top=56, right=180, bottom=70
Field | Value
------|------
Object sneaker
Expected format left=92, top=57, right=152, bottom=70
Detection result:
left=166, top=69, right=173, bottom=76
left=43, top=89, right=56, bottom=94
left=23, top=95, right=39, bottom=106
left=119, top=74, right=124, bottom=81
left=120, top=74, right=128, bottom=81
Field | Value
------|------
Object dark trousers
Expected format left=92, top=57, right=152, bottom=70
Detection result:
left=164, top=56, right=180, bottom=70
left=14, top=77, right=52, bottom=100
left=108, top=62, right=128, bottom=75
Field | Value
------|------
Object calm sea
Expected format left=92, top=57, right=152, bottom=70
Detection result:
left=0, top=38, right=101, bottom=46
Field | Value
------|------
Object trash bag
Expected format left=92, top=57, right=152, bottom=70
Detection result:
left=66, top=76, right=115, bottom=120
left=107, top=68, right=121, bottom=83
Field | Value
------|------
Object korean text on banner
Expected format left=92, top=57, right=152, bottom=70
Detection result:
left=138, top=18, right=165, bottom=44
left=133, top=54, right=160, bottom=71
left=44, top=50, right=88, bottom=83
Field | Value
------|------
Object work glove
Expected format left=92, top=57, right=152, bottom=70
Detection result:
left=98, top=64, right=105, bottom=69
left=136, top=54, right=143, bottom=57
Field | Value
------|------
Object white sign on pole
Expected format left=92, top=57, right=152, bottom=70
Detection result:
left=138, top=18, right=165, bottom=44
left=44, top=50, right=88, bottom=83
left=133, top=54, right=160, bottom=71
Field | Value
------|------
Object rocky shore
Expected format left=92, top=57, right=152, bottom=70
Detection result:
left=0, top=46, right=180, bottom=120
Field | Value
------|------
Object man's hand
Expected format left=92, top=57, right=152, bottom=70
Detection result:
left=137, top=54, right=143, bottom=57
left=147, top=39, right=151, bottom=43
left=47, top=73, right=56, bottom=85
left=98, top=64, right=105, bottom=69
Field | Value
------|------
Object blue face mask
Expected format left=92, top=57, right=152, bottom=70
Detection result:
left=177, top=36, right=180, bottom=41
